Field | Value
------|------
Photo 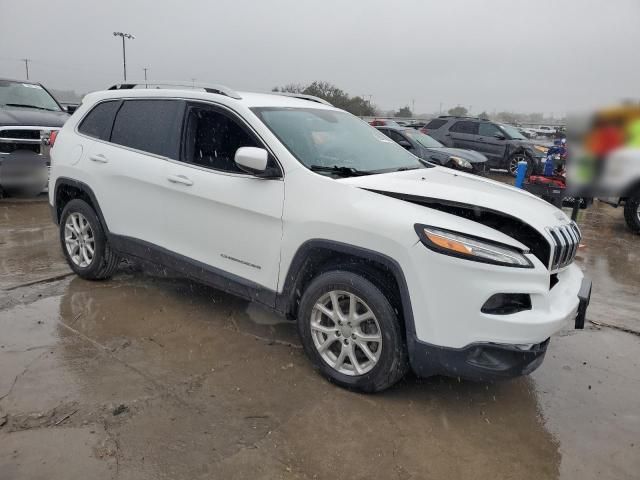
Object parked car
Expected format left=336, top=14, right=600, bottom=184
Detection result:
left=534, top=125, right=557, bottom=138
left=369, top=118, right=401, bottom=127
left=49, top=83, right=590, bottom=392
left=517, top=127, right=538, bottom=139
left=376, top=125, right=488, bottom=174
left=424, top=116, right=551, bottom=176
left=0, top=78, right=69, bottom=196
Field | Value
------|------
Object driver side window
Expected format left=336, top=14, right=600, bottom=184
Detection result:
left=182, top=105, right=258, bottom=173
left=479, top=123, right=503, bottom=137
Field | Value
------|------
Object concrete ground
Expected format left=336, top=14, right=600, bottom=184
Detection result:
left=0, top=195, right=639, bottom=480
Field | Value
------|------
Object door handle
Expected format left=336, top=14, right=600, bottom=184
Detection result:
left=167, top=174, right=194, bottom=186
left=89, top=154, right=108, bottom=163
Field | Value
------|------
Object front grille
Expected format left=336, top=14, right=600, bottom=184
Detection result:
left=0, top=129, right=40, bottom=140
left=547, top=222, right=581, bottom=271
left=0, top=128, right=54, bottom=155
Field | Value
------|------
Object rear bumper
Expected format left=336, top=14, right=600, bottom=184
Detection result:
left=408, top=335, right=549, bottom=381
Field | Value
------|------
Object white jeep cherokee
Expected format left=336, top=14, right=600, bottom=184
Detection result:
left=49, top=83, right=591, bottom=392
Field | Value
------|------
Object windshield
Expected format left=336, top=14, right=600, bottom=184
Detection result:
left=252, top=107, right=425, bottom=174
left=0, top=80, right=62, bottom=111
left=403, top=129, right=445, bottom=148
left=498, top=123, right=526, bottom=140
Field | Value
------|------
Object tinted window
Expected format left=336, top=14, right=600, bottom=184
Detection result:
left=78, top=101, right=120, bottom=140
left=425, top=119, right=447, bottom=130
left=450, top=121, right=478, bottom=134
left=386, top=130, right=407, bottom=144
left=111, top=100, right=183, bottom=159
left=183, top=105, right=257, bottom=173
left=479, top=122, right=502, bottom=137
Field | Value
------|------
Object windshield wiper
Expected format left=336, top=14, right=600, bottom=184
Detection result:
left=309, top=165, right=373, bottom=177
left=4, top=103, right=57, bottom=111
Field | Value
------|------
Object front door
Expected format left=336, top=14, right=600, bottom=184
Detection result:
left=163, top=102, right=285, bottom=294
left=477, top=122, right=508, bottom=165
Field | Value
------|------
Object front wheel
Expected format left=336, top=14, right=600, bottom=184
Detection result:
left=623, top=195, right=640, bottom=233
left=508, top=154, right=532, bottom=177
left=297, top=270, right=408, bottom=392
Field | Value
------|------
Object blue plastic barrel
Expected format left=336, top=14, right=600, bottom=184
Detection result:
left=515, top=160, right=528, bottom=188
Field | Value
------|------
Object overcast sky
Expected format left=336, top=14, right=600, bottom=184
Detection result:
left=1, top=0, right=638, bottom=115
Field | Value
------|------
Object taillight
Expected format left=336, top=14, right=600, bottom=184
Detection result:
left=49, top=130, right=58, bottom=147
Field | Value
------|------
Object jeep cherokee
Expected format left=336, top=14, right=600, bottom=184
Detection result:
left=48, top=82, right=591, bottom=392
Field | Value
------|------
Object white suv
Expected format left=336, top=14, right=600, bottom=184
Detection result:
left=49, top=83, right=591, bottom=392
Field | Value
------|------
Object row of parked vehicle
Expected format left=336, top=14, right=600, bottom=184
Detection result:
left=370, top=116, right=554, bottom=176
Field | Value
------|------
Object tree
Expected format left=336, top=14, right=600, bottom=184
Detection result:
left=396, top=106, right=413, bottom=118
left=496, top=111, right=518, bottom=124
left=271, top=81, right=376, bottom=116
left=447, top=105, right=468, bottom=116
left=478, top=111, right=490, bottom=120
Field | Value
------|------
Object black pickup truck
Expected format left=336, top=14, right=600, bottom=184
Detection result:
left=0, top=78, right=70, bottom=197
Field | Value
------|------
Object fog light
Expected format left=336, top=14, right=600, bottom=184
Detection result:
left=481, top=293, right=531, bottom=315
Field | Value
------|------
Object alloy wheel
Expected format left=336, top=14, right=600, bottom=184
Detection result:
left=509, top=155, right=527, bottom=175
left=310, top=290, right=382, bottom=376
left=64, top=212, right=95, bottom=268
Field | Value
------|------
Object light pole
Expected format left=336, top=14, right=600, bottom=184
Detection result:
left=113, top=32, right=135, bottom=82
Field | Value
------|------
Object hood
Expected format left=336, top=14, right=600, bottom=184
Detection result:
left=424, top=147, right=487, bottom=163
left=339, top=167, right=570, bottom=234
left=0, top=107, right=69, bottom=128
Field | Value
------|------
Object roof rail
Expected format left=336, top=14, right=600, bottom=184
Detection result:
left=107, top=81, right=242, bottom=100
left=274, top=92, right=333, bottom=107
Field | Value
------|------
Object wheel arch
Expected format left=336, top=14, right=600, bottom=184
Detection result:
left=276, top=240, right=416, bottom=336
left=53, top=177, right=109, bottom=232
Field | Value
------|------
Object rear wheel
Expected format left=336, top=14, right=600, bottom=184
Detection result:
left=623, top=195, right=640, bottom=233
left=297, top=270, right=408, bottom=392
left=59, top=199, right=120, bottom=279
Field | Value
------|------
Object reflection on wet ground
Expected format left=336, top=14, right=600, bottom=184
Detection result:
left=0, top=195, right=639, bottom=479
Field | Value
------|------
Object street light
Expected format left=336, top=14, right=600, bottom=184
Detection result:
left=113, top=32, right=135, bottom=82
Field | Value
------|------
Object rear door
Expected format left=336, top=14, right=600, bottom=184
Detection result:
left=477, top=122, right=508, bottom=164
left=81, top=98, right=184, bottom=246
left=448, top=120, right=480, bottom=150
left=163, top=102, right=284, bottom=294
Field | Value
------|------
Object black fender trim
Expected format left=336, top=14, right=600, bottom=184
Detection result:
left=275, top=239, right=417, bottom=335
left=52, top=177, right=109, bottom=231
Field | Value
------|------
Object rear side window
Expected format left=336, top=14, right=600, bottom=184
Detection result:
left=78, top=101, right=120, bottom=141
left=450, top=121, right=478, bottom=134
left=110, top=100, right=183, bottom=159
left=425, top=119, right=447, bottom=130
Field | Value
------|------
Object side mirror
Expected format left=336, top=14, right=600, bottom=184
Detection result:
left=235, top=147, right=273, bottom=176
left=494, top=134, right=506, bottom=140
left=63, top=104, right=79, bottom=114
left=398, top=139, right=412, bottom=150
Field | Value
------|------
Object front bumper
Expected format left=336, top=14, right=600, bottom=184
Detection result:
left=406, top=275, right=592, bottom=381
left=408, top=335, right=549, bottom=381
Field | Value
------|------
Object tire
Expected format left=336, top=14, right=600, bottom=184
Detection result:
left=508, top=153, right=533, bottom=177
left=59, top=199, right=120, bottom=280
left=623, top=195, right=640, bottom=233
left=297, top=270, right=409, bottom=392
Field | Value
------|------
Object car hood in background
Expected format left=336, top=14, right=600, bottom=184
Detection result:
left=339, top=167, right=569, bottom=232
left=0, top=108, right=69, bottom=128
left=424, top=147, right=487, bottom=163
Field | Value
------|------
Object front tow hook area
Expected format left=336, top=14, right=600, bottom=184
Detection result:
left=575, top=277, right=592, bottom=329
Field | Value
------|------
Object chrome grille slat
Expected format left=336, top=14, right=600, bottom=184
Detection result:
left=547, top=222, right=580, bottom=271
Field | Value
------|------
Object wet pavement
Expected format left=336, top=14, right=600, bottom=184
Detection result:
left=0, top=194, right=639, bottom=480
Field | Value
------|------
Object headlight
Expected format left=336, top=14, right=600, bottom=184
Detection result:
left=533, top=145, right=549, bottom=154
left=449, top=155, right=472, bottom=170
left=414, top=225, right=533, bottom=268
